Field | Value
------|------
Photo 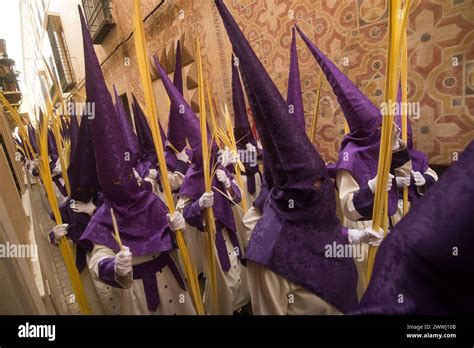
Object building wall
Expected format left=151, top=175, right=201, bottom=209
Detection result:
left=21, top=0, right=83, bottom=122
left=78, top=0, right=473, bottom=165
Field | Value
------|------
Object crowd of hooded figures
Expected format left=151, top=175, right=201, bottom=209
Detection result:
left=18, top=1, right=473, bottom=315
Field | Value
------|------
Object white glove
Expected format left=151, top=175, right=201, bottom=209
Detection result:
left=216, top=169, right=231, bottom=188
left=176, top=199, right=186, bottom=212
left=198, top=191, right=214, bottom=209
left=51, top=159, right=62, bottom=175
left=348, top=227, right=384, bottom=246
left=368, top=173, right=394, bottom=193
left=396, top=175, right=411, bottom=188
left=391, top=124, right=401, bottom=151
left=115, top=246, right=133, bottom=277
left=147, top=168, right=158, bottom=180
left=70, top=199, right=96, bottom=216
left=245, top=143, right=256, bottom=153
left=176, top=149, right=189, bottom=162
left=411, top=170, right=426, bottom=186
left=52, top=223, right=68, bottom=241
left=167, top=211, right=186, bottom=231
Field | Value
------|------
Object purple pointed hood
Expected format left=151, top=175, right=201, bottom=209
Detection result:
left=67, top=112, right=99, bottom=203
left=113, top=86, right=141, bottom=166
left=216, top=0, right=357, bottom=313
left=297, top=25, right=398, bottom=216
left=232, top=53, right=256, bottom=148
left=47, top=128, right=58, bottom=157
left=296, top=25, right=381, bottom=135
left=131, top=94, right=173, bottom=177
left=287, top=27, right=305, bottom=130
left=231, top=52, right=260, bottom=194
left=163, top=41, right=187, bottom=172
left=62, top=111, right=98, bottom=271
left=78, top=6, right=173, bottom=255
left=153, top=56, right=202, bottom=152
left=131, top=94, right=157, bottom=164
left=355, top=140, right=474, bottom=315
left=167, top=41, right=187, bottom=152
left=155, top=55, right=237, bottom=234
left=27, top=124, right=38, bottom=155
left=68, top=113, right=80, bottom=166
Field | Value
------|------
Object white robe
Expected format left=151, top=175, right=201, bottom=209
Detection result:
left=242, top=206, right=341, bottom=315
left=178, top=196, right=249, bottom=315
left=231, top=173, right=262, bottom=252
left=89, top=244, right=196, bottom=315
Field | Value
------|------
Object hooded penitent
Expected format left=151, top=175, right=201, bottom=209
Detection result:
left=231, top=53, right=260, bottom=194
left=287, top=27, right=305, bottom=130
left=78, top=6, right=173, bottom=255
left=354, top=140, right=474, bottom=315
left=165, top=41, right=188, bottom=172
left=296, top=25, right=398, bottom=216
left=60, top=111, right=99, bottom=272
left=154, top=55, right=241, bottom=272
left=215, top=0, right=357, bottom=312
left=394, top=86, right=430, bottom=204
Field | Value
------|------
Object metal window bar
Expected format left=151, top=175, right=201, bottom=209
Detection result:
left=82, top=0, right=115, bottom=44
left=46, top=15, right=77, bottom=93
